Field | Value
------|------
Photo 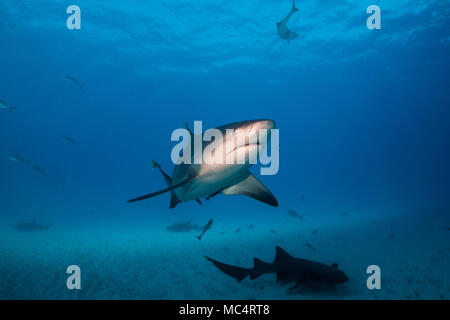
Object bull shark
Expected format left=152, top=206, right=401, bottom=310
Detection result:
left=206, top=246, right=349, bottom=293
left=127, top=120, right=278, bottom=208
left=277, top=1, right=299, bottom=43
left=0, top=100, right=16, bottom=115
left=13, top=220, right=51, bottom=231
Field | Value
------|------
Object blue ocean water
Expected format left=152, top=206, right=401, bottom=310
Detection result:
left=0, top=0, right=449, bottom=299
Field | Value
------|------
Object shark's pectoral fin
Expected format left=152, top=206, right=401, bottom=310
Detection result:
left=127, top=175, right=196, bottom=203
left=222, top=173, right=278, bottom=207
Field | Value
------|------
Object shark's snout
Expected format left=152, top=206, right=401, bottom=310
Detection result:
left=253, top=119, right=276, bottom=130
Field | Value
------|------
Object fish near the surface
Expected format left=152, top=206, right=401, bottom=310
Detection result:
left=166, top=221, right=202, bottom=233
left=8, top=154, right=30, bottom=165
left=62, top=136, right=78, bottom=145
left=197, top=219, right=213, bottom=240
left=30, top=165, right=46, bottom=175
left=205, top=246, right=349, bottom=292
left=127, top=120, right=278, bottom=208
left=13, top=220, right=51, bottom=231
left=0, top=100, right=16, bottom=115
left=65, top=75, right=84, bottom=91
left=277, top=1, right=299, bottom=43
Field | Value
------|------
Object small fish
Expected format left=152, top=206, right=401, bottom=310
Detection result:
left=286, top=209, right=305, bottom=221
left=197, top=219, right=213, bottom=240
left=31, top=165, right=46, bottom=175
left=387, top=233, right=396, bottom=241
left=8, top=154, right=30, bottom=165
left=340, top=211, right=348, bottom=217
left=65, top=75, right=84, bottom=91
left=166, top=221, right=202, bottom=233
left=219, top=232, right=225, bottom=236
left=0, top=100, right=16, bottom=115
left=248, top=225, right=254, bottom=229
left=62, top=136, right=78, bottom=145
left=13, top=220, right=51, bottom=231
left=270, top=229, right=278, bottom=233
left=312, top=229, right=318, bottom=234
left=305, top=243, right=315, bottom=250
left=438, top=248, right=450, bottom=254
left=235, top=228, right=241, bottom=233
left=300, top=195, right=304, bottom=201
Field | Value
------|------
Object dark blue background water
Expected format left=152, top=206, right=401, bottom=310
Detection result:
left=0, top=0, right=449, bottom=299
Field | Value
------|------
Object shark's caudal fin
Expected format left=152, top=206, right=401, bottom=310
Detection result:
left=292, top=1, right=299, bottom=13
left=222, top=172, right=278, bottom=207
left=205, top=256, right=250, bottom=282
left=127, top=175, right=196, bottom=203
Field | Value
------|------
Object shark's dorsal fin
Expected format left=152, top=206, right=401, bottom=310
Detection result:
left=274, top=246, right=294, bottom=263
left=222, top=173, right=278, bottom=207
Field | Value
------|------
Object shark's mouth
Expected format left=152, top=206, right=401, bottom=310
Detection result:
left=228, top=142, right=260, bottom=154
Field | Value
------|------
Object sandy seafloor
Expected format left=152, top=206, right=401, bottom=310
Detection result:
left=0, top=210, right=449, bottom=300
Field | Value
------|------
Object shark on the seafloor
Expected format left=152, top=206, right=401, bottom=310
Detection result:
left=206, top=246, right=349, bottom=293
left=127, top=120, right=278, bottom=208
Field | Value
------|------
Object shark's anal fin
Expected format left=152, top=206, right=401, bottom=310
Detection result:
left=205, top=256, right=250, bottom=282
left=127, top=175, right=196, bottom=203
left=222, top=172, right=278, bottom=207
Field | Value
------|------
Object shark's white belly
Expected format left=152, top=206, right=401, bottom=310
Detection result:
left=173, top=164, right=250, bottom=201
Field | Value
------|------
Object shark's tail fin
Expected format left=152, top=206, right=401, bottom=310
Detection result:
left=249, top=258, right=272, bottom=280
left=197, top=235, right=202, bottom=240
left=205, top=256, right=251, bottom=281
left=292, top=1, right=299, bottom=13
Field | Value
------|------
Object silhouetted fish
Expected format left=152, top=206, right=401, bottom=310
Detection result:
left=8, top=154, right=30, bottom=165
left=62, top=136, right=78, bottom=145
left=0, top=100, right=16, bottom=115
left=13, top=220, right=51, bottom=231
left=235, top=228, right=241, bottom=233
left=65, top=75, right=84, bottom=91
left=31, top=165, right=46, bottom=175
left=277, top=2, right=299, bottom=43
left=286, top=209, right=305, bottom=221
left=166, top=221, right=202, bottom=233
left=197, top=219, right=213, bottom=240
